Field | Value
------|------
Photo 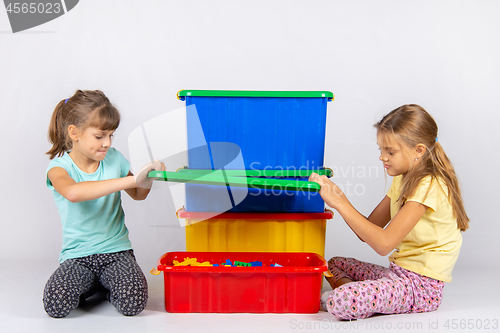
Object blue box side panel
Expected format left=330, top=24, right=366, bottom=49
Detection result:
left=185, top=180, right=325, bottom=213
left=185, top=96, right=328, bottom=170
left=186, top=106, right=213, bottom=169
left=184, top=96, right=329, bottom=212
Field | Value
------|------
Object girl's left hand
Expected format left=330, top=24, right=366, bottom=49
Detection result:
left=309, top=172, right=349, bottom=210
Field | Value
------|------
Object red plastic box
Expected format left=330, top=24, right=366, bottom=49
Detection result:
left=156, top=251, right=327, bottom=313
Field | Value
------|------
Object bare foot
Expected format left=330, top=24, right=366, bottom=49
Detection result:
left=325, top=274, right=336, bottom=289
left=334, top=277, right=354, bottom=289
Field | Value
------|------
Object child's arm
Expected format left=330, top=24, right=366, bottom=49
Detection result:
left=310, top=173, right=426, bottom=256
left=347, top=196, right=392, bottom=242
left=367, top=196, right=392, bottom=228
left=48, top=167, right=136, bottom=203
left=124, top=171, right=150, bottom=200
left=124, top=160, right=166, bottom=200
left=48, top=160, right=166, bottom=203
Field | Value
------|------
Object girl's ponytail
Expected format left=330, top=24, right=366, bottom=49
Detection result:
left=46, top=99, right=71, bottom=159
left=429, top=141, right=470, bottom=231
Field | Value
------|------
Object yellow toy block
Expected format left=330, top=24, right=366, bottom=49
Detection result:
left=173, top=257, right=213, bottom=267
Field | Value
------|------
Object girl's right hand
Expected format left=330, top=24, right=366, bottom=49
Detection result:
left=309, top=172, right=349, bottom=211
left=134, top=160, right=166, bottom=189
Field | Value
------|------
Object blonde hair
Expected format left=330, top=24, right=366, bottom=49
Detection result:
left=375, top=104, right=469, bottom=231
left=46, top=90, right=120, bottom=159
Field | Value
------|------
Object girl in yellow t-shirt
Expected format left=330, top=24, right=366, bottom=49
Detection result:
left=310, top=104, right=469, bottom=320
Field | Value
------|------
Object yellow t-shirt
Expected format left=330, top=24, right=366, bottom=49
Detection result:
left=387, top=175, right=462, bottom=282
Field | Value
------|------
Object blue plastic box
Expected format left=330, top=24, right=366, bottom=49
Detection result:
left=178, top=90, right=333, bottom=170
left=178, top=90, right=334, bottom=213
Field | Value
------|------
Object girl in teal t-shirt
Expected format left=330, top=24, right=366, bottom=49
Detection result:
left=43, top=90, right=165, bottom=318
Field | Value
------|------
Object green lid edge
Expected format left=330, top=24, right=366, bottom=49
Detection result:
left=178, top=90, right=334, bottom=100
left=177, top=168, right=333, bottom=177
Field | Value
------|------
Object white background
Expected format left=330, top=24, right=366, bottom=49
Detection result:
left=1, top=1, right=499, bottom=332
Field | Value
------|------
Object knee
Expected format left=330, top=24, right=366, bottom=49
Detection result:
left=327, top=256, right=351, bottom=271
left=328, top=256, right=344, bottom=265
left=326, top=287, right=372, bottom=320
left=43, top=287, right=79, bottom=318
left=113, top=293, right=148, bottom=316
left=44, top=305, right=71, bottom=318
left=325, top=290, right=353, bottom=320
left=110, top=281, right=149, bottom=316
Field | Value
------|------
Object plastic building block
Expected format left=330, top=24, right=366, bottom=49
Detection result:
left=173, top=257, right=211, bottom=267
left=192, top=261, right=212, bottom=266
left=173, top=258, right=198, bottom=266
left=249, top=261, right=262, bottom=267
left=234, top=261, right=251, bottom=267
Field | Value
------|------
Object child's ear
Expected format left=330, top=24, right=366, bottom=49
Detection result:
left=415, top=143, right=426, bottom=159
left=68, top=125, right=79, bottom=141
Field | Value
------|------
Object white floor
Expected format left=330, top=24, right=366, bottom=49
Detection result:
left=1, top=260, right=498, bottom=333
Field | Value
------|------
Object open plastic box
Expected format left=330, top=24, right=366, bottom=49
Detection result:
left=178, top=90, right=334, bottom=170
left=181, top=168, right=332, bottom=213
left=149, top=168, right=332, bottom=213
left=156, top=251, right=328, bottom=313
left=178, top=208, right=333, bottom=256
left=178, top=90, right=334, bottom=212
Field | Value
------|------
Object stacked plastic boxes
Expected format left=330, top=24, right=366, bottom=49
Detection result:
left=156, top=90, right=334, bottom=313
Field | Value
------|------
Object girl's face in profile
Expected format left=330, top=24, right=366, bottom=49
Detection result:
left=377, top=133, right=412, bottom=177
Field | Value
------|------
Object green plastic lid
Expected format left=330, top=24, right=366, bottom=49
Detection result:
left=177, top=90, right=334, bottom=100
left=149, top=171, right=321, bottom=192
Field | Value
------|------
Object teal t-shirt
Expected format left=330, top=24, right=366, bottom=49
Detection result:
left=46, top=147, right=133, bottom=263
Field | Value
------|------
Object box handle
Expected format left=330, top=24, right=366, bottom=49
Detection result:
left=175, top=206, right=185, bottom=219
left=324, top=209, right=334, bottom=220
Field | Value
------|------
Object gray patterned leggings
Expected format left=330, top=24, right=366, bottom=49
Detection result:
left=43, top=250, right=148, bottom=318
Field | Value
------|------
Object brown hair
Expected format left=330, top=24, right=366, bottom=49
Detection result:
left=46, top=90, right=120, bottom=159
left=375, top=104, right=469, bottom=231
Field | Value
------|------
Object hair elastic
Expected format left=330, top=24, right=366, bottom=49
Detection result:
left=64, top=98, right=69, bottom=104
left=435, top=137, right=438, bottom=142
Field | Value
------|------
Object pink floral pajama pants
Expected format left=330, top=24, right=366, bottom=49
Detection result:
left=325, top=257, right=445, bottom=320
